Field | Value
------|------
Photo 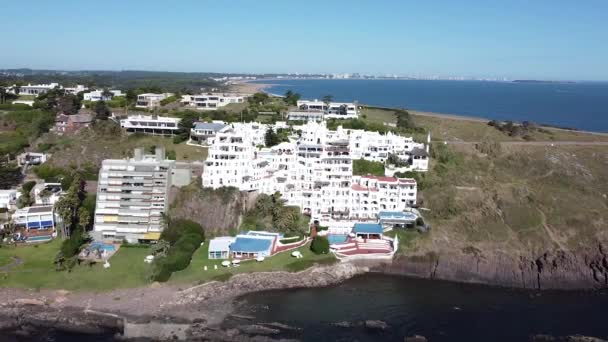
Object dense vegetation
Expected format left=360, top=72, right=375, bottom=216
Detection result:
left=150, top=219, right=205, bottom=282
left=241, top=192, right=308, bottom=235
left=0, top=109, right=55, bottom=157
left=352, top=159, right=385, bottom=176
left=1, top=70, right=221, bottom=93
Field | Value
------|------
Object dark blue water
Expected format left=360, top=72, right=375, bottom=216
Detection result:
left=256, top=79, right=608, bottom=132
left=234, top=274, right=608, bottom=342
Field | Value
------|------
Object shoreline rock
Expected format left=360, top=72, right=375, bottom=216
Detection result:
left=375, top=245, right=608, bottom=290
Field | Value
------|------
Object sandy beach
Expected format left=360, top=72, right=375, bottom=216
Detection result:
left=228, top=80, right=273, bottom=94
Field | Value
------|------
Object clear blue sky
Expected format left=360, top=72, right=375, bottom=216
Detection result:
left=1, top=0, right=607, bottom=80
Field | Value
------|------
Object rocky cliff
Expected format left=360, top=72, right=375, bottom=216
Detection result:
left=376, top=244, right=608, bottom=290
left=169, top=185, right=258, bottom=235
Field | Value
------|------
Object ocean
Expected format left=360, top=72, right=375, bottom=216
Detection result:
left=232, top=274, right=608, bottom=342
left=255, top=79, right=608, bottom=132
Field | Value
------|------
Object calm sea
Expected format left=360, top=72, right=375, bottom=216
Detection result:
left=232, top=274, right=608, bottom=342
left=256, top=79, right=608, bottom=132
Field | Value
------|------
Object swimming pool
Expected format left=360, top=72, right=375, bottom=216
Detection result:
left=327, top=235, right=348, bottom=245
left=26, top=235, right=52, bottom=242
left=90, top=242, right=116, bottom=251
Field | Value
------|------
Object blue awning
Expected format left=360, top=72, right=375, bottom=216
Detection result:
left=352, top=223, right=383, bottom=234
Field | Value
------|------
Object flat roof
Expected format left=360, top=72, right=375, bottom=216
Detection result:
left=230, top=236, right=273, bottom=253
left=193, top=122, right=227, bottom=131
left=209, top=236, right=235, bottom=252
left=352, top=223, right=383, bottom=234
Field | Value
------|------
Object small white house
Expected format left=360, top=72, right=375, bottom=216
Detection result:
left=0, top=189, right=20, bottom=210
left=33, top=183, right=64, bottom=206
left=83, top=90, right=123, bottom=102
left=135, top=93, right=173, bottom=108
left=208, top=236, right=235, bottom=259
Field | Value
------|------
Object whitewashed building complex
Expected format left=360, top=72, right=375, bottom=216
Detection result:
left=289, top=100, right=359, bottom=121
left=202, top=120, right=427, bottom=224
left=181, top=93, right=246, bottom=110
left=120, top=114, right=181, bottom=136
left=92, top=148, right=192, bottom=243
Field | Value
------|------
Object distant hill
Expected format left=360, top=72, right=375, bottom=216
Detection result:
left=512, top=79, right=576, bottom=84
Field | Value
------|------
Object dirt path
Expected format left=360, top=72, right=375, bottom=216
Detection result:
left=537, top=208, right=568, bottom=251
left=447, top=140, right=608, bottom=146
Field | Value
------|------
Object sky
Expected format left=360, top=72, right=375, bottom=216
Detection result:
left=1, top=0, right=607, bottom=80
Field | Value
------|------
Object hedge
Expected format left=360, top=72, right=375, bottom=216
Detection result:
left=311, top=236, right=330, bottom=254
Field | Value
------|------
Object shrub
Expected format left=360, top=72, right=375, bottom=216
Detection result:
left=310, top=236, right=330, bottom=254
left=353, top=159, right=385, bottom=176
left=160, top=219, right=205, bottom=245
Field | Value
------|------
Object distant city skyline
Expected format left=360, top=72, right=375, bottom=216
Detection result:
left=1, top=0, right=607, bottom=81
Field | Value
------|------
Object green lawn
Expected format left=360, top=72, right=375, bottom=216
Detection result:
left=0, top=239, right=336, bottom=291
left=0, top=240, right=152, bottom=291
left=168, top=241, right=337, bottom=284
left=126, top=136, right=208, bottom=161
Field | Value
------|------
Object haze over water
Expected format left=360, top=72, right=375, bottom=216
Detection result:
left=258, top=79, right=608, bottom=132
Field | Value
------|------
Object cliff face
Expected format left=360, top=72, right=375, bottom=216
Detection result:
left=376, top=244, right=608, bottom=290
left=168, top=185, right=258, bottom=235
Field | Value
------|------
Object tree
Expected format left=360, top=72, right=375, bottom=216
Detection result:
left=395, top=109, right=415, bottom=130
left=250, top=92, right=270, bottom=105
left=264, top=127, right=280, bottom=147
left=283, top=90, right=301, bottom=106
left=126, top=89, right=138, bottom=104
left=54, top=174, right=85, bottom=238
left=94, top=101, right=111, bottom=120
left=311, top=236, right=330, bottom=254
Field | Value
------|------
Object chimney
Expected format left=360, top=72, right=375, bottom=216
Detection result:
left=133, top=148, right=143, bottom=161
left=155, top=146, right=166, bottom=161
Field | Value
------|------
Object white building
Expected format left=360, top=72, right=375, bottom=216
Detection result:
left=64, top=85, right=88, bottom=95
left=202, top=121, right=423, bottom=223
left=181, top=93, right=246, bottom=110
left=202, top=122, right=269, bottom=190
left=83, top=89, right=123, bottom=102
left=294, top=100, right=359, bottom=120
left=92, top=147, right=192, bottom=243
left=11, top=83, right=60, bottom=96
left=33, top=183, right=64, bottom=206
left=135, top=93, right=173, bottom=109
left=120, top=114, right=181, bottom=136
left=13, top=206, right=56, bottom=230
left=0, top=189, right=20, bottom=210
left=189, top=121, right=229, bottom=146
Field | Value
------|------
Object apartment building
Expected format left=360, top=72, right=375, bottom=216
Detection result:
left=120, top=114, right=181, bottom=136
left=295, top=100, right=359, bottom=120
left=92, top=148, right=191, bottom=243
left=202, top=123, right=270, bottom=190
left=135, top=93, right=173, bottom=109
left=181, top=93, right=246, bottom=110
left=201, top=121, right=421, bottom=223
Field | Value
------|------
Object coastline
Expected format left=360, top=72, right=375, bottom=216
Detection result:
left=238, top=80, right=608, bottom=135
left=0, top=262, right=370, bottom=340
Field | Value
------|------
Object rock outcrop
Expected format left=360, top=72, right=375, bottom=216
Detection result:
left=377, top=244, right=608, bottom=290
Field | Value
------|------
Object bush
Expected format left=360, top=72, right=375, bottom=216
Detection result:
left=160, top=219, right=205, bottom=245
left=310, top=236, right=330, bottom=254
left=150, top=219, right=205, bottom=282
left=353, top=159, right=385, bottom=176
